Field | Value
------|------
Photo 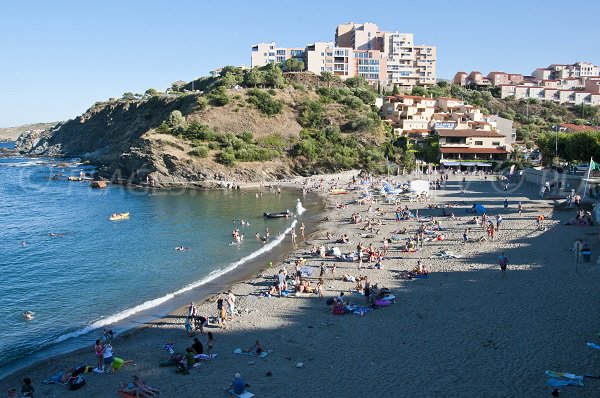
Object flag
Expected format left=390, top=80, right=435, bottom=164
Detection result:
left=590, top=159, right=600, bottom=172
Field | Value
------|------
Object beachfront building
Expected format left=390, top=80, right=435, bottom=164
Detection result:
left=436, top=129, right=509, bottom=167
left=532, top=62, right=600, bottom=80
left=251, top=22, right=436, bottom=88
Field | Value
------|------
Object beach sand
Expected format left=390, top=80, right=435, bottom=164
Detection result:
left=1, top=172, right=599, bottom=397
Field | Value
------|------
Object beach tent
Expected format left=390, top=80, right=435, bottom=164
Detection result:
left=409, top=180, right=430, bottom=196
left=473, top=203, right=487, bottom=214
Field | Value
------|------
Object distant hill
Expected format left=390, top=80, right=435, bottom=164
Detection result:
left=0, top=122, right=59, bottom=141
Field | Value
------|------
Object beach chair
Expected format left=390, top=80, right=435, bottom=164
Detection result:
left=227, top=389, right=255, bottom=398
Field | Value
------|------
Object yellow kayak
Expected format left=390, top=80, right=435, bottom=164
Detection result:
left=109, top=212, right=129, bottom=221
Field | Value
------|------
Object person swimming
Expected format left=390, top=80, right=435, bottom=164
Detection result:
left=23, top=311, right=34, bottom=320
left=175, top=246, right=191, bottom=251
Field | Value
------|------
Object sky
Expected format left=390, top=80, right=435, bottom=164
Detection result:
left=1, top=0, right=599, bottom=127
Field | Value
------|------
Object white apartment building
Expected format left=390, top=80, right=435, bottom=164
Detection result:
left=500, top=85, right=600, bottom=106
left=251, top=42, right=305, bottom=68
left=251, top=22, right=436, bottom=88
left=532, top=62, right=600, bottom=80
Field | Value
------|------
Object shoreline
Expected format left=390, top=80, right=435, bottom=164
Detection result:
left=2, top=171, right=599, bottom=397
left=0, top=182, right=327, bottom=381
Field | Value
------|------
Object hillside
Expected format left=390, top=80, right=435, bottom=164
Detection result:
left=17, top=67, right=388, bottom=186
left=0, top=122, right=58, bottom=141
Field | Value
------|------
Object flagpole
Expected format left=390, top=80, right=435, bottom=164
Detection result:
left=582, top=156, right=593, bottom=199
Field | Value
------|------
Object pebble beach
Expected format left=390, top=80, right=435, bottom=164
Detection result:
left=1, top=171, right=599, bottom=398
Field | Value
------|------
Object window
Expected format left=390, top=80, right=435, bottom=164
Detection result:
left=475, top=141, right=483, bottom=146
left=492, top=141, right=500, bottom=146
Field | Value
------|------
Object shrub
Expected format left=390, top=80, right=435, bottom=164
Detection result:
left=196, top=96, right=208, bottom=110
left=342, top=96, right=364, bottom=110
left=247, top=89, right=283, bottom=116
left=208, top=87, right=229, bottom=106
left=188, top=146, right=209, bottom=157
left=217, top=150, right=237, bottom=166
left=297, top=100, right=325, bottom=128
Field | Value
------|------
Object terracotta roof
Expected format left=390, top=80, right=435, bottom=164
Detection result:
left=559, top=123, right=598, bottom=132
left=440, top=147, right=509, bottom=154
left=438, top=97, right=463, bottom=101
left=437, top=129, right=503, bottom=138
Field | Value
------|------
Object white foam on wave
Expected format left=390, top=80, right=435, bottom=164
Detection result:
left=296, top=199, right=306, bottom=215
left=50, top=218, right=301, bottom=345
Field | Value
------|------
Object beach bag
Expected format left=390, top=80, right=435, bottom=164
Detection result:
left=69, top=375, right=86, bottom=390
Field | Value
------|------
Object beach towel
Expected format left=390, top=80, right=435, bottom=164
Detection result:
left=299, top=266, right=314, bottom=277
left=227, top=389, right=255, bottom=398
left=194, top=353, right=218, bottom=360
left=546, top=378, right=584, bottom=387
left=545, top=371, right=584, bottom=380
left=587, top=342, right=600, bottom=350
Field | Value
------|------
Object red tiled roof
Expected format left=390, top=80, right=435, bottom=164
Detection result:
left=559, top=123, right=598, bottom=132
left=438, top=97, right=463, bottom=101
left=437, top=129, right=503, bottom=138
left=440, top=147, right=509, bottom=154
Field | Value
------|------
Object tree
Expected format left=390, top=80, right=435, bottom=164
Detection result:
left=122, top=92, right=136, bottom=101
left=285, top=58, right=305, bottom=72
left=221, top=72, right=242, bottom=89
left=167, top=110, right=186, bottom=130
left=264, top=64, right=285, bottom=88
left=245, top=68, right=266, bottom=87
left=401, top=146, right=417, bottom=173
left=391, top=84, right=400, bottom=95
left=320, top=71, right=334, bottom=89
left=411, top=86, right=427, bottom=97
left=145, top=88, right=159, bottom=96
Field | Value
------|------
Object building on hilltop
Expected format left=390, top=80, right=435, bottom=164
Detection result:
left=454, top=62, right=600, bottom=106
left=251, top=22, right=436, bottom=89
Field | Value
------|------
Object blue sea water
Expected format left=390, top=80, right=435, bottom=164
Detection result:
left=0, top=145, right=308, bottom=377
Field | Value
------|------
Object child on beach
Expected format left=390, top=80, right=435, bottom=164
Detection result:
left=207, top=332, right=215, bottom=358
left=317, top=278, right=324, bottom=298
left=498, top=253, right=508, bottom=278
left=95, top=339, right=104, bottom=371
left=331, top=263, right=337, bottom=279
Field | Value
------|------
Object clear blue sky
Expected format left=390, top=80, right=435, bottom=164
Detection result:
left=1, top=0, right=599, bottom=127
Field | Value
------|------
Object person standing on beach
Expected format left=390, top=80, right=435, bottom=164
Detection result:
left=226, top=290, right=236, bottom=319
left=317, top=278, right=324, bottom=298
left=503, top=198, right=508, bottom=209
left=95, top=339, right=104, bottom=372
left=487, top=223, right=495, bottom=240
left=277, top=269, right=286, bottom=296
left=20, top=378, right=34, bottom=398
left=207, top=332, right=215, bottom=358
left=300, top=222, right=305, bottom=240
left=498, top=253, right=508, bottom=278
left=495, top=215, right=503, bottom=231
left=331, top=263, right=337, bottom=280
left=103, top=342, right=114, bottom=374
left=517, top=202, right=522, bottom=215
left=290, top=227, right=297, bottom=244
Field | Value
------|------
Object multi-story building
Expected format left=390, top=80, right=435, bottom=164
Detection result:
left=381, top=95, right=436, bottom=132
left=382, top=32, right=436, bottom=88
left=251, top=42, right=305, bottom=68
left=532, top=62, right=600, bottom=80
left=454, top=62, right=600, bottom=106
left=251, top=22, right=436, bottom=88
left=304, top=42, right=386, bottom=83
left=436, top=129, right=509, bottom=164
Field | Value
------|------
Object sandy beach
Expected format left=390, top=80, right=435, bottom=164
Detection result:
left=2, top=171, right=599, bottom=397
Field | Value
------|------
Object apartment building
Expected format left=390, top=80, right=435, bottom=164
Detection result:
left=381, top=95, right=436, bottom=132
left=499, top=85, right=600, bottom=106
left=251, top=42, right=305, bottom=68
left=304, top=42, right=387, bottom=83
left=436, top=129, right=509, bottom=164
left=532, top=62, right=600, bottom=80
left=251, top=22, right=436, bottom=88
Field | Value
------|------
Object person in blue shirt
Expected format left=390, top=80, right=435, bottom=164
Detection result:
left=229, top=373, right=245, bottom=395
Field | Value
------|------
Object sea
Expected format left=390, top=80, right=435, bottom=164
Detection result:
left=0, top=142, right=317, bottom=378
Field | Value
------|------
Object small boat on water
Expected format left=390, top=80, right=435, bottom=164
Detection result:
left=263, top=210, right=291, bottom=219
left=67, top=176, right=81, bottom=181
left=90, top=180, right=107, bottom=188
left=109, top=212, right=130, bottom=221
